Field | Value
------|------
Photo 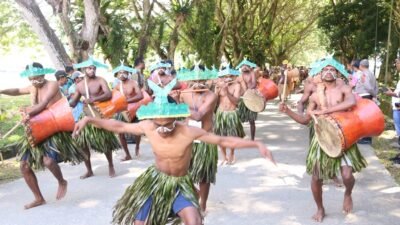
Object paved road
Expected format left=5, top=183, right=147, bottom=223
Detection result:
left=0, top=95, right=399, bottom=225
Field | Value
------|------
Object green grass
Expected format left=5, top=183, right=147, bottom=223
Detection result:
left=0, top=95, right=30, bottom=150
left=0, top=159, right=20, bottom=184
left=372, top=129, right=400, bottom=185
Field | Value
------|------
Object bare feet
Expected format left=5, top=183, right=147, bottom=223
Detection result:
left=24, top=199, right=46, bottom=210
left=312, top=207, right=325, bottom=222
left=120, top=155, right=132, bottom=162
left=135, top=149, right=140, bottom=158
left=109, top=166, right=116, bottom=178
left=56, top=180, right=68, bottom=200
left=80, top=171, right=94, bottom=179
left=343, top=194, right=353, bottom=214
left=220, top=159, right=227, bottom=166
left=332, top=177, right=343, bottom=187
left=228, top=156, right=236, bottom=165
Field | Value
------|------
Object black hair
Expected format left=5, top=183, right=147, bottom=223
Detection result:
left=134, top=57, right=144, bottom=67
left=190, top=64, right=205, bottom=71
left=25, top=62, right=43, bottom=70
left=65, top=66, right=74, bottom=73
left=54, top=70, right=67, bottom=81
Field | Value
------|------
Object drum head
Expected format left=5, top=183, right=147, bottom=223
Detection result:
left=242, top=89, right=266, bottom=112
left=315, top=117, right=343, bottom=158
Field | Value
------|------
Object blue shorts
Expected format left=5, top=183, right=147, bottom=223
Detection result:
left=21, top=140, right=60, bottom=163
left=135, top=192, right=194, bottom=221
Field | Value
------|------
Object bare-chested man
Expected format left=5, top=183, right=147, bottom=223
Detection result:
left=73, top=78, right=275, bottom=225
left=69, top=57, right=121, bottom=178
left=178, top=65, right=218, bottom=213
left=236, top=59, right=258, bottom=140
left=113, top=65, right=143, bottom=160
left=279, top=59, right=367, bottom=222
left=147, top=61, right=181, bottom=102
left=0, top=63, right=83, bottom=209
left=214, top=66, right=245, bottom=165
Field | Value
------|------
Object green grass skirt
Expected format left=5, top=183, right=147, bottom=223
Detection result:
left=237, top=99, right=258, bottom=122
left=112, top=166, right=200, bottom=225
left=306, top=135, right=367, bottom=180
left=214, top=110, right=245, bottom=137
left=189, top=142, right=218, bottom=184
left=16, top=132, right=86, bottom=170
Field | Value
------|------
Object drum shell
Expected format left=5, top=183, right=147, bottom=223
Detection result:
left=26, top=98, right=75, bottom=146
left=125, top=89, right=152, bottom=121
left=316, top=98, right=384, bottom=157
left=91, top=90, right=128, bottom=118
left=257, top=78, right=278, bottom=100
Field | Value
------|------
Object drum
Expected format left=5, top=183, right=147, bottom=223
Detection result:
left=257, top=78, right=278, bottom=100
left=242, top=89, right=266, bottom=112
left=315, top=98, right=384, bottom=158
left=25, top=98, right=75, bottom=147
left=84, top=90, right=128, bottom=119
left=122, top=89, right=153, bottom=122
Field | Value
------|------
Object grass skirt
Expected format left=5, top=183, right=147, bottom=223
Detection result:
left=17, top=132, right=86, bottom=170
left=112, top=166, right=200, bottom=225
left=214, top=110, right=245, bottom=137
left=76, top=124, right=121, bottom=153
left=306, top=135, right=367, bottom=180
left=237, top=99, right=258, bottom=122
left=189, top=142, right=218, bottom=184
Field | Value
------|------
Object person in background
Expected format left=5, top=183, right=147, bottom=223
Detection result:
left=384, top=58, right=400, bottom=163
left=54, top=70, right=68, bottom=96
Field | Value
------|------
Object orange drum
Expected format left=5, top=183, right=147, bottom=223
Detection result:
left=315, top=98, right=384, bottom=158
left=123, top=89, right=153, bottom=121
left=84, top=90, right=128, bottom=119
left=25, top=98, right=75, bottom=147
left=257, top=78, right=279, bottom=100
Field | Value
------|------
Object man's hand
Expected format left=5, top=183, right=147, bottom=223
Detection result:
left=72, top=116, right=90, bottom=138
left=257, top=142, right=276, bottom=165
left=279, top=102, right=289, bottom=113
left=83, top=98, right=94, bottom=104
left=311, top=109, right=328, bottom=115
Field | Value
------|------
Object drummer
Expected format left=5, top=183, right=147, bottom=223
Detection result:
left=69, top=56, right=121, bottom=178
left=214, top=65, right=245, bottom=165
left=177, top=64, right=218, bottom=213
left=279, top=57, right=367, bottom=222
left=236, top=58, right=258, bottom=140
left=112, top=63, right=143, bottom=160
left=148, top=61, right=180, bottom=102
left=0, top=63, right=85, bottom=209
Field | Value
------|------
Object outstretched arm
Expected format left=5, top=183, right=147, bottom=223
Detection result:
left=195, top=129, right=275, bottom=164
left=0, top=86, right=31, bottom=96
left=73, top=116, right=145, bottom=138
left=280, top=102, right=313, bottom=125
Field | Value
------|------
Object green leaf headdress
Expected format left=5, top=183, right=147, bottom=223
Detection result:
left=112, top=61, right=137, bottom=76
left=235, top=58, right=257, bottom=69
left=177, top=63, right=218, bottom=81
left=218, top=64, right=240, bottom=77
left=73, top=56, right=109, bottom=69
left=149, top=62, right=172, bottom=72
left=136, top=78, right=190, bottom=120
left=20, top=64, right=56, bottom=78
left=309, top=55, right=349, bottom=77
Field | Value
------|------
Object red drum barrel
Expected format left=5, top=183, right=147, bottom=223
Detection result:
left=25, top=98, right=75, bottom=147
left=257, top=78, right=279, bottom=100
left=85, top=90, right=128, bottom=119
left=123, top=89, right=152, bottom=121
left=315, top=98, right=384, bottom=158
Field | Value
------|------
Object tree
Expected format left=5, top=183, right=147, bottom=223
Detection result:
left=15, top=0, right=71, bottom=68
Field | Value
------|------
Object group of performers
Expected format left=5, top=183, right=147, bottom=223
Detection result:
left=0, top=55, right=383, bottom=224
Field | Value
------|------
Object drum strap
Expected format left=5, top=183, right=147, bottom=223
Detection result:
left=120, top=82, right=125, bottom=97
left=84, top=77, right=96, bottom=117
left=191, top=92, right=204, bottom=112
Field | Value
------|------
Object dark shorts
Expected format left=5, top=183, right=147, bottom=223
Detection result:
left=135, top=192, right=194, bottom=221
left=21, top=141, right=60, bottom=163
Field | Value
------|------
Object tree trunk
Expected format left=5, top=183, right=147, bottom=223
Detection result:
left=15, top=0, right=71, bottom=68
left=137, top=0, right=155, bottom=59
